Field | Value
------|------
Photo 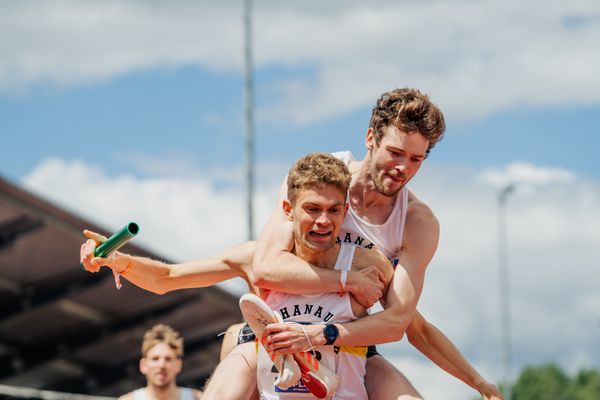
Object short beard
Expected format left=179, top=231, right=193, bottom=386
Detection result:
left=369, top=163, right=402, bottom=198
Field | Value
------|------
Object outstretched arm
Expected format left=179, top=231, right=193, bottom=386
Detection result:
left=80, top=232, right=254, bottom=294
left=407, top=312, right=503, bottom=399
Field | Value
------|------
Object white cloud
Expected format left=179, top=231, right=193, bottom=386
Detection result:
left=0, top=1, right=244, bottom=92
left=409, top=161, right=600, bottom=388
left=2, top=1, right=600, bottom=123
left=21, top=157, right=282, bottom=262
left=479, top=161, right=576, bottom=188
left=22, top=157, right=600, bottom=396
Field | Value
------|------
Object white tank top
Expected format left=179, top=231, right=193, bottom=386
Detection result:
left=257, top=244, right=368, bottom=400
left=332, top=151, right=409, bottom=270
left=132, top=387, right=195, bottom=400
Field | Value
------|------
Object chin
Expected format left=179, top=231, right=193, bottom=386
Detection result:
left=305, top=239, right=334, bottom=252
left=381, top=181, right=405, bottom=196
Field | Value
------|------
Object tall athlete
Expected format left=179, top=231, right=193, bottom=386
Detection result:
left=250, top=88, right=502, bottom=399
left=80, top=88, right=502, bottom=399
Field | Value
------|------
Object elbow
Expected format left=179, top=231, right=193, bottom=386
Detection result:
left=148, top=277, right=172, bottom=295
left=390, top=330, right=405, bottom=343
left=145, top=283, right=169, bottom=295
left=250, top=267, right=271, bottom=289
left=250, top=264, right=265, bottom=285
left=152, top=287, right=170, bottom=295
left=380, top=317, right=406, bottom=343
left=250, top=258, right=277, bottom=289
left=406, top=318, right=428, bottom=348
left=406, top=329, right=422, bottom=347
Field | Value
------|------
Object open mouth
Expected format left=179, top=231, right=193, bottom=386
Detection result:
left=309, top=230, right=332, bottom=238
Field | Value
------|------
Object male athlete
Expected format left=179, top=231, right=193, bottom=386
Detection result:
left=81, top=88, right=502, bottom=399
left=253, top=152, right=394, bottom=399
left=119, top=324, right=203, bottom=400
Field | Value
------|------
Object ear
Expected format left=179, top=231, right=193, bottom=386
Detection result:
left=139, top=358, right=147, bottom=375
left=174, top=358, right=182, bottom=374
left=366, top=127, right=375, bottom=151
left=343, top=202, right=349, bottom=219
left=282, top=199, right=294, bottom=221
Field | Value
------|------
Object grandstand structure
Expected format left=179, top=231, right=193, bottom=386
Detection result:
left=0, top=176, right=242, bottom=399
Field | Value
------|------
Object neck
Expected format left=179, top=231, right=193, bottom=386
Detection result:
left=352, top=157, right=397, bottom=209
left=145, top=384, right=179, bottom=400
left=293, top=241, right=339, bottom=268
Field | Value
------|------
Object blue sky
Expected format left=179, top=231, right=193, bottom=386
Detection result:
left=2, top=65, right=599, bottom=182
left=1, top=1, right=599, bottom=398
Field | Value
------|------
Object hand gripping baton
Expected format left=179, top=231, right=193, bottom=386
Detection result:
left=84, top=222, right=140, bottom=289
left=94, top=222, right=140, bottom=258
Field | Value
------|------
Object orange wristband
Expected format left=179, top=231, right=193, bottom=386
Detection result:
left=120, top=256, right=134, bottom=275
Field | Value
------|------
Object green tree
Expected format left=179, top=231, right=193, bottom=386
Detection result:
left=512, top=363, right=569, bottom=400
left=566, top=368, right=600, bottom=400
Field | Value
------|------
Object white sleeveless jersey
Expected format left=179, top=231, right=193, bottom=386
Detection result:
left=332, top=151, right=409, bottom=269
left=132, top=387, right=195, bottom=400
left=257, top=244, right=368, bottom=400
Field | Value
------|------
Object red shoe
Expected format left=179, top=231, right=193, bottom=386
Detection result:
left=293, top=351, right=340, bottom=399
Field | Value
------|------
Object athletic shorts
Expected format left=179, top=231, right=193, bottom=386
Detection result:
left=238, top=323, right=256, bottom=344
left=237, top=323, right=380, bottom=358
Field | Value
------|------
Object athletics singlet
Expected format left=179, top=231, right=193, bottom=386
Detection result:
left=332, top=151, right=409, bottom=268
left=257, top=244, right=368, bottom=400
left=132, top=387, right=195, bottom=400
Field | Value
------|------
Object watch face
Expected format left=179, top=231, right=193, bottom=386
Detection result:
left=324, top=324, right=339, bottom=344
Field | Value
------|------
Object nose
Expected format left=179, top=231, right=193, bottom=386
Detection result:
left=157, top=358, right=168, bottom=367
left=315, top=212, right=331, bottom=226
left=394, top=162, right=408, bottom=174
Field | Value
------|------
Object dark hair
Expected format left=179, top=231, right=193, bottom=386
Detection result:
left=369, top=88, right=446, bottom=155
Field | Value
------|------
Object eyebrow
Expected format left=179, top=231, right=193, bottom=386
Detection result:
left=388, top=146, right=426, bottom=159
left=303, top=201, right=344, bottom=208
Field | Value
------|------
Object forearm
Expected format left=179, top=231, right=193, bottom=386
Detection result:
left=407, top=320, right=486, bottom=392
left=108, top=249, right=245, bottom=294
left=334, top=306, right=413, bottom=346
left=131, top=257, right=242, bottom=293
left=253, top=251, right=342, bottom=294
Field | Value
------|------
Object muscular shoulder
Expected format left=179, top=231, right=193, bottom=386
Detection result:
left=403, top=191, right=439, bottom=263
left=406, top=192, right=439, bottom=240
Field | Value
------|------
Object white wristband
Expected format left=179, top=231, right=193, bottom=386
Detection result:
left=339, top=270, right=348, bottom=291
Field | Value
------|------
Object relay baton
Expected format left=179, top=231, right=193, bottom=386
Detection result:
left=94, top=222, right=140, bottom=258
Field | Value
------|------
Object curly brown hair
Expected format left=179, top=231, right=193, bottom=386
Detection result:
left=287, top=152, right=351, bottom=205
left=369, top=88, right=446, bottom=155
left=141, top=324, right=183, bottom=358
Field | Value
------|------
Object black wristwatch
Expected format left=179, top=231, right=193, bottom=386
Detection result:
left=323, top=324, right=339, bottom=345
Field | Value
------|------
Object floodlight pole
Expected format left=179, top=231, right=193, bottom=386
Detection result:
left=498, top=184, right=515, bottom=400
left=244, top=0, right=255, bottom=240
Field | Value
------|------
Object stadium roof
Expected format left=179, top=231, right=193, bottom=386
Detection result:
left=0, top=176, right=242, bottom=398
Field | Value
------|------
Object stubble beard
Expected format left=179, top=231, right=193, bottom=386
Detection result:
left=369, top=163, right=404, bottom=198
